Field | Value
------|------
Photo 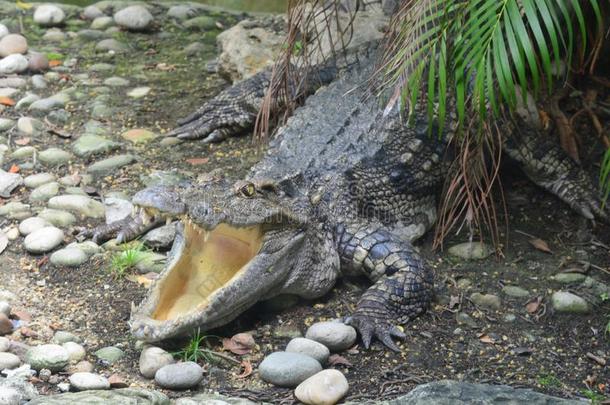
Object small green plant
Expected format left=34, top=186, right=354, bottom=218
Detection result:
left=600, top=292, right=609, bottom=302
left=581, top=389, right=606, bottom=404
left=171, top=329, right=221, bottom=364
left=45, top=52, right=64, bottom=61
left=109, top=242, right=146, bottom=278
left=537, top=374, right=561, bottom=388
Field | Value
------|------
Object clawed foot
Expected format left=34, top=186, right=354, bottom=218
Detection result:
left=345, top=312, right=406, bottom=352
left=77, top=206, right=166, bottom=244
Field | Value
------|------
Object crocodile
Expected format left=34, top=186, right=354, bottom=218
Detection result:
left=85, top=46, right=607, bottom=351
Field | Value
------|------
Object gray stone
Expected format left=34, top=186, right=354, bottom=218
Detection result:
left=34, top=5, right=65, bottom=27
left=379, top=380, right=581, bottom=404
left=0, top=352, right=20, bottom=370
left=29, top=98, right=64, bottom=112
left=96, top=38, right=127, bottom=52
left=87, top=154, right=135, bottom=176
left=134, top=252, right=166, bottom=274
left=0, top=118, right=14, bottom=132
left=305, top=321, right=357, bottom=352
left=72, top=134, right=120, bottom=157
left=184, top=16, right=216, bottom=31
left=448, top=242, right=492, bottom=260
left=501, top=285, right=530, bottom=298
left=469, top=293, right=501, bottom=310
left=28, top=388, right=169, bottom=405
left=0, top=24, right=8, bottom=40
left=18, top=217, right=49, bottom=236
left=52, top=331, right=82, bottom=344
left=0, top=77, right=26, bottom=87
left=0, top=302, right=9, bottom=317
left=0, top=386, right=20, bottom=405
left=114, top=5, right=153, bottom=31
left=174, top=393, right=256, bottom=405
left=142, top=223, right=176, bottom=249
left=0, top=170, right=22, bottom=198
left=285, top=338, right=330, bottom=365
left=184, top=42, right=204, bottom=56
left=38, top=148, right=72, bottom=165
left=89, top=63, right=114, bottom=73
left=552, top=273, right=586, bottom=284
left=37, top=209, right=77, bottom=227
left=66, top=241, right=102, bottom=257
left=15, top=94, right=40, bottom=110
left=48, top=195, right=105, bottom=219
left=25, top=344, right=69, bottom=371
left=24, top=173, right=56, bottom=188
left=69, top=372, right=110, bottom=391
left=0, top=54, right=27, bottom=74
left=94, top=346, right=124, bottom=364
left=551, top=291, right=590, bottom=313
left=455, top=312, right=478, bottom=328
left=167, top=5, right=198, bottom=20
left=50, top=248, right=88, bottom=267
left=83, top=5, right=104, bottom=20
left=154, top=361, right=203, bottom=390
left=29, top=182, right=60, bottom=202
left=127, top=86, right=150, bottom=98
left=79, top=29, right=107, bottom=41
left=0, top=202, right=30, bottom=219
left=0, top=34, right=27, bottom=57
left=295, top=369, right=349, bottom=405
left=42, top=29, right=66, bottom=42
left=23, top=226, right=64, bottom=254
left=31, top=75, right=47, bottom=89
left=17, top=117, right=44, bottom=136
left=0, top=337, right=9, bottom=352
left=258, top=352, right=322, bottom=387
left=139, top=346, right=174, bottom=379
left=11, top=146, right=36, bottom=159
left=104, top=76, right=129, bottom=87
left=104, top=197, right=133, bottom=224
left=91, top=16, right=114, bottom=30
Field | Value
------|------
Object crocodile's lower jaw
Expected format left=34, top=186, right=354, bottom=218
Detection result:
left=151, top=220, right=263, bottom=321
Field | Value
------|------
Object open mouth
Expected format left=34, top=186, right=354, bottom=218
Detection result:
left=152, top=219, right=264, bottom=321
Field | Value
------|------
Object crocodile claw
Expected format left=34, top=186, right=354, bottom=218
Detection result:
left=345, top=313, right=406, bottom=352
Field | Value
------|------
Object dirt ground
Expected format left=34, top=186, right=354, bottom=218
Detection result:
left=0, top=6, right=609, bottom=404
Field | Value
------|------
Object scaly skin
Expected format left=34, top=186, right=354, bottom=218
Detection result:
left=85, top=53, right=607, bottom=350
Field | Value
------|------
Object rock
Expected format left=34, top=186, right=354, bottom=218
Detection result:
left=23, top=226, right=64, bottom=254
left=286, top=338, right=330, bottom=365
left=83, top=5, right=104, bottom=20
left=37, top=209, right=76, bottom=227
left=127, top=86, right=150, bottom=99
left=259, top=352, right=322, bottom=387
left=31, top=75, right=47, bottom=89
left=0, top=302, right=9, bottom=317
left=29, top=182, right=60, bottom=202
left=469, top=293, right=501, bottom=310
left=121, top=128, right=157, bottom=143
left=305, top=322, right=357, bottom=352
left=0, top=386, right=20, bottom=404
left=69, top=372, right=110, bottom=391
left=134, top=252, right=166, bottom=274
left=25, top=344, right=69, bottom=371
left=42, top=29, right=66, bottom=42
left=184, top=16, right=216, bottom=31
left=24, top=173, right=56, bottom=189
left=448, top=242, right=492, bottom=260
left=0, top=118, right=14, bottom=132
left=11, top=146, right=36, bottom=159
left=552, top=273, right=586, bottom=284
left=33, top=5, right=65, bottom=27
left=38, top=148, right=72, bottom=165
left=15, top=93, right=40, bottom=111
left=295, top=369, right=349, bottom=405
left=16, top=117, right=44, bottom=136
left=72, top=134, right=120, bottom=157
left=167, top=5, right=197, bottom=20
left=52, top=331, right=81, bottom=344
left=0, top=313, right=12, bottom=335
left=0, top=352, right=21, bottom=370
left=18, top=217, right=49, bottom=236
left=91, top=16, right=114, bottom=30
left=139, top=346, right=174, bottom=379
left=50, top=248, right=88, bottom=267
left=384, top=380, right=581, bottom=404
left=28, top=52, right=49, bottom=72
left=28, top=388, right=169, bottom=404
left=455, top=312, right=478, bottom=328
left=114, top=5, right=153, bottom=31
left=96, top=38, right=127, bottom=52
left=68, top=360, right=94, bottom=374
left=0, top=202, right=30, bottom=219
left=154, top=362, right=203, bottom=390
left=0, top=24, right=8, bottom=40
left=551, top=291, right=590, bottom=313
left=87, top=154, right=135, bottom=176
left=0, top=54, right=28, bottom=75
left=0, top=170, right=22, bottom=198
left=104, top=197, right=133, bottom=224
left=29, top=98, right=64, bottom=113
left=142, top=224, right=176, bottom=249
left=0, top=336, right=9, bottom=352
left=5, top=228, right=19, bottom=241
left=95, top=346, right=124, bottom=365
left=104, top=76, right=130, bottom=87
left=501, top=285, right=530, bottom=298
left=184, top=42, right=204, bottom=56
left=0, top=34, right=27, bottom=57
left=48, top=195, right=105, bottom=219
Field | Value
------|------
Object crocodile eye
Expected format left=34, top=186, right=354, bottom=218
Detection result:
left=239, top=182, right=256, bottom=198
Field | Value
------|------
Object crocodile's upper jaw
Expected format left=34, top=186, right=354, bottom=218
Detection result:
left=130, top=217, right=303, bottom=341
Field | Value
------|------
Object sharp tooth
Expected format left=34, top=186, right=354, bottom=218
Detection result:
left=204, top=230, right=210, bottom=242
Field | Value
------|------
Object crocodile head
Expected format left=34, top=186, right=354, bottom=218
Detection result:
left=129, top=178, right=307, bottom=341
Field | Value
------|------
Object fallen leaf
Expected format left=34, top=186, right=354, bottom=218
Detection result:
left=525, top=296, right=542, bottom=314
left=0, top=231, right=7, bottom=255
left=8, top=164, right=19, bottom=173
left=222, top=333, right=255, bottom=355
left=0, top=96, right=15, bottom=106
left=529, top=238, right=552, bottom=253
left=48, top=60, right=62, bottom=67
left=36, top=256, right=49, bottom=267
left=538, top=109, right=551, bottom=130
left=126, top=274, right=153, bottom=287
left=327, top=354, right=352, bottom=367
left=586, top=352, right=607, bottom=366
left=236, top=360, right=253, bottom=378
left=156, top=63, right=176, bottom=71
left=186, top=157, right=209, bottom=165
left=14, top=137, right=30, bottom=146
left=478, top=333, right=495, bottom=344
left=583, top=374, right=597, bottom=389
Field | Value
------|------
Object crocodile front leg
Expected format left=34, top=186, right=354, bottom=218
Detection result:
left=336, top=221, right=434, bottom=351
